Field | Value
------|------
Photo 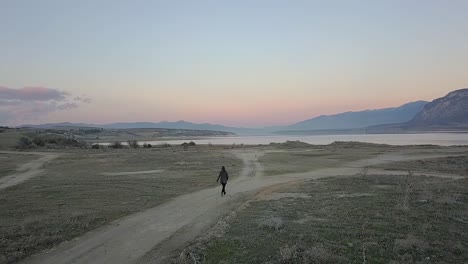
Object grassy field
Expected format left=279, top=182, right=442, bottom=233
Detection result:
left=0, top=130, right=25, bottom=149
left=0, top=152, right=38, bottom=178
left=375, top=155, right=468, bottom=176
left=176, top=157, right=468, bottom=263
left=0, top=146, right=242, bottom=264
left=0, top=127, right=234, bottom=150
left=260, top=143, right=387, bottom=176
left=2, top=142, right=467, bottom=264
left=78, top=128, right=234, bottom=143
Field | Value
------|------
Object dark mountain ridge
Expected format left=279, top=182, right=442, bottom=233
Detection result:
left=410, top=89, right=468, bottom=126
left=281, top=101, right=428, bottom=131
left=367, top=89, right=468, bottom=133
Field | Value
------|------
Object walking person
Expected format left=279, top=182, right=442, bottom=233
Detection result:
left=217, top=166, right=229, bottom=196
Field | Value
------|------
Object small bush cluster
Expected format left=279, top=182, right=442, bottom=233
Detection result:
left=16, top=135, right=86, bottom=149
left=16, top=137, right=33, bottom=149
left=108, top=141, right=124, bottom=149
left=127, top=140, right=139, bottom=148
left=32, top=137, right=45, bottom=146
left=91, top=144, right=100, bottom=149
left=181, top=141, right=196, bottom=147
left=142, top=143, right=152, bottom=148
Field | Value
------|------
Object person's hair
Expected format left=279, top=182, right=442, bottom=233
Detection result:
left=221, top=166, right=226, bottom=172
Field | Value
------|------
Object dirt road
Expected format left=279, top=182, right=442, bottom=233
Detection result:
left=21, top=150, right=463, bottom=264
left=0, top=151, right=60, bottom=190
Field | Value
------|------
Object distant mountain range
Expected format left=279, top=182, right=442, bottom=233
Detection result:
left=21, top=89, right=468, bottom=135
left=367, top=88, right=468, bottom=133
left=21, top=121, right=261, bottom=135
left=280, top=101, right=428, bottom=131
left=21, top=101, right=428, bottom=134
left=410, top=89, right=468, bottom=126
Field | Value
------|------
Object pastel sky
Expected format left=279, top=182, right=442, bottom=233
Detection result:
left=1, top=0, right=468, bottom=127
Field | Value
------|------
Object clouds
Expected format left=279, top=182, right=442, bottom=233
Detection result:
left=0, top=86, right=91, bottom=125
left=73, top=96, right=92, bottom=104
left=0, top=86, right=68, bottom=101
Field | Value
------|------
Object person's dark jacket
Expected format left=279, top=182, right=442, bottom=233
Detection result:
left=217, top=169, right=229, bottom=184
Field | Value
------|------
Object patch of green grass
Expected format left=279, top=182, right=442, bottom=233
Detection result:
left=198, top=175, right=468, bottom=263
left=0, top=148, right=242, bottom=264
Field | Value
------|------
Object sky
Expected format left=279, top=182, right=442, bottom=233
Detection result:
left=1, top=0, right=468, bottom=127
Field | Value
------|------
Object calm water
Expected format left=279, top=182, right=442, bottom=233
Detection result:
left=144, top=133, right=468, bottom=146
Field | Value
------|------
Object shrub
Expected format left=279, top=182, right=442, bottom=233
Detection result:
left=127, top=140, right=139, bottom=148
left=91, top=144, right=100, bottom=149
left=143, top=143, right=152, bottom=148
left=16, top=137, right=32, bottom=149
left=109, top=141, right=124, bottom=149
left=181, top=141, right=196, bottom=148
left=32, top=137, right=45, bottom=147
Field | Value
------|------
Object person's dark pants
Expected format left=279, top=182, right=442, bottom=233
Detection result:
left=221, top=183, right=226, bottom=195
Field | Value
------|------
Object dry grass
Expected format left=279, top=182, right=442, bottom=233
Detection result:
left=186, top=173, right=468, bottom=263
left=279, top=243, right=348, bottom=264
left=260, top=146, right=383, bottom=176
left=0, top=147, right=242, bottom=264
left=394, top=235, right=429, bottom=253
left=0, top=130, right=25, bottom=149
left=376, top=155, right=468, bottom=176
left=260, top=216, right=284, bottom=231
left=76, top=128, right=233, bottom=143
left=0, top=152, right=38, bottom=178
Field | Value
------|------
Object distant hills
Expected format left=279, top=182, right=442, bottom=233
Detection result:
left=367, top=88, right=468, bottom=133
left=279, top=101, right=428, bottom=131
left=21, top=89, right=468, bottom=135
left=21, top=121, right=260, bottom=135
left=410, top=89, right=468, bottom=126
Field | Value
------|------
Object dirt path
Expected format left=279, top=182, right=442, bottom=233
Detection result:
left=101, top=170, right=164, bottom=176
left=0, top=151, right=60, bottom=190
left=21, top=150, right=464, bottom=264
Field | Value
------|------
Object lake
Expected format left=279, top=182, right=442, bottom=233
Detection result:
left=144, top=133, right=468, bottom=146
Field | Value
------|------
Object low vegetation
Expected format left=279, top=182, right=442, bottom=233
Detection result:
left=181, top=141, right=196, bottom=148
left=15, top=134, right=86, bottom=149
left=70, top=127, right=234, bottom=143
left=185, top=174, right=468, bottom=263
left=108, top=141, right=124, bottom=149
left=0, top=147, right=243, bottom=263
left=127, top=140, right=139, bottom=148
left=260, top=144, right=384, bottom=176
left=0, top=152, right=37, bottom=179
left=375, top=155, right=468, bottom=176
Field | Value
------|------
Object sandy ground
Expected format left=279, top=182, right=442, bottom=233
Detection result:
left=19, top=149, right=465, bottom=264
left=100, top=170, right=165, bottom=176
left=0, top=151, right=60, bottom=190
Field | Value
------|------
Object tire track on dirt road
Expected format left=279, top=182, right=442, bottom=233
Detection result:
left=0, top=151, right=60, bottom=190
